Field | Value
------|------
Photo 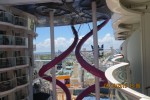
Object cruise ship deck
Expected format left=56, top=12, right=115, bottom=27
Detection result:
left=0, top=0, right=150, bottom=100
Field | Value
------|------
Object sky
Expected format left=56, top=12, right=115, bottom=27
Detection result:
left=34, top=20, right=123, bottom=52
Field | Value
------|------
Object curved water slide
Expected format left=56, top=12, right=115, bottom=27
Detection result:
left=75, top=20, right=109, bottom=100
left=39, top=25, right=78, bottom=100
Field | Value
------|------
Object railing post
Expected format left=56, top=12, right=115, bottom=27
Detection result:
left=49, top=10, right=57, bottom=100
left=92, top=1, right=100, bottom=100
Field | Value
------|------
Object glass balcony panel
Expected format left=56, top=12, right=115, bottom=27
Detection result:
left=0, top=58, right=15, bottom=68
left=0, top=11, right=28, bottom=28
left=14, top=16, right=27, bottom=27
left=0, top=11, right=4, bottom=21
left=112, top=57, right=127, bottom=84
left=113, top=67, right=127, bottom=84
left=16, top=57, right=27, bottom=66
left=0, top=79, right=16, bottom=92
left=16, top=75, right=28, bottom=86
left=115, top=90, right=134, bottom=100
left=0, top=57, right=28, bottom=69
left=0, top=35, right=13, bottom=45
left=15, top=88, right=29, bottom=100
left=0, top=11, right=14, bottom=24
left=4, top=12, right=14, bottom=24
left=15, top=36, right=27, bottom=46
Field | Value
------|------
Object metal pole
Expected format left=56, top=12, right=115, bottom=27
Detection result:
left=92, top=1, right=100, bottom=100
left=49, top=11, right=57, bottom=100
left=28, top=34, right=33, bottom=100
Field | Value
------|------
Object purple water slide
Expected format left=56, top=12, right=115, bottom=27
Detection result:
left=39, top=25, right=78, bottom=100
left=75, top=20, right=109, bottom=100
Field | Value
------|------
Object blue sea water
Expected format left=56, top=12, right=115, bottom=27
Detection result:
left=83, top=97, right=110, bottom=100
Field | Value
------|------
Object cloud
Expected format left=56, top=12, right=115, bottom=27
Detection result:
left=36, top=38, right=50, bottom=48
left=36, top=37, right=73, bottom=52
left=99, top=34, right=113, bottom=43
left=35, top=33, right=123, bottom=52
left=55, top=37, right=73, bottom=50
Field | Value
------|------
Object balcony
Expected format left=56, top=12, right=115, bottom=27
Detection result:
left=0, top=35, right=13, bottom=45
left=0, top=11, right=14, bottom=24
left=15, top=36, right=27, bottom=46
left=0, top=34, right=28, bottom=47
left=0, top=79, right=16, bottom=92
left=16, top=57, right=28, bottom=66
left=0, top=58, right=14, bottom=68
left=15, top=89, right=29, bottom=100
left=0, top=57, right=28, bottom=69
left=0, top=11, right=27, bottom=27
left=14, top=16, right=27, bottom=27
left=105, top=54, right=150, bottom=100
left=17, top=75, right=28, bottom=86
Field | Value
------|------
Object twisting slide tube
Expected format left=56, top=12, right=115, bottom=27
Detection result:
left=75, top=20, right=109, bottom=100
left=39, top=25, right=78, bottom=100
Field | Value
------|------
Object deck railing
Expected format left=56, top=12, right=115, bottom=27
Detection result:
left=0, top=11, right=27, bottom=27
left=16, top=75, right=28, bottom=86
left=105, top=54, right=150, bottom=100
left=0, top=76, right=29, bottom=92
left=0, top=35, right=28, bottom=46
left=0, top=78, right=16, bottom=92
left=0, top=56, right=29, bottom=68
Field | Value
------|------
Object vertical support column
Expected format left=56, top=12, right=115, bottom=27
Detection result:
left=28, top=34, right=33, bottom=100
left=49, top=11, right=57, bottom=100
left=92, top=1, right=100, bottom=100
left=141, top=13, right=150, bottom=96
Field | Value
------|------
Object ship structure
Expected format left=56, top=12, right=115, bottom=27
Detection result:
left=0, top=0, right=150, bottom=100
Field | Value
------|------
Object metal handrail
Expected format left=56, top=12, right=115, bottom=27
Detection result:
left=105, top=54, right=150, bottom=100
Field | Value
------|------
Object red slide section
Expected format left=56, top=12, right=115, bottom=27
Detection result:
left=75, top=20, right=109, bottom=100
left=39, top=25, right=78, bottom=100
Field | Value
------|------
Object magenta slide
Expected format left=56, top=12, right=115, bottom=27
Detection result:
left=39, top=25, right=78, bottom=100
left=75, top=20, right=109, bottom=100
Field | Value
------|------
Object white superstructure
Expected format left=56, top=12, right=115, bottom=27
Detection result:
left=0, top=6, right=37, bottom=100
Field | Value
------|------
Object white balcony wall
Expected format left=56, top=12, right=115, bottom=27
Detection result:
left=141, top=13, right=150, bottom=95
left=121, top=28, right=142, bottom=92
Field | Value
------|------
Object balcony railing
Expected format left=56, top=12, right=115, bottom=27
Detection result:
left=16, top=75, right=28, bottom=86
left=15, top=89, right=29, bottom=100
left=14, top=16, right=27, bottom=27
left=0, top=35, right=28, bottom=46
left=16, top=57, right=28, bottom=66
left=0, top=57, right=29, bottom=69
left=0, top=57, right=15, bottom=68
left=0, top=78, right=16, bottom=92
left=0, top=35, right=13, bottom=45
left=0, top=11, right=27, bottom=27
left=0, top=11, right=14, bottom=24
left=105, top=54, right=150, bottom=100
